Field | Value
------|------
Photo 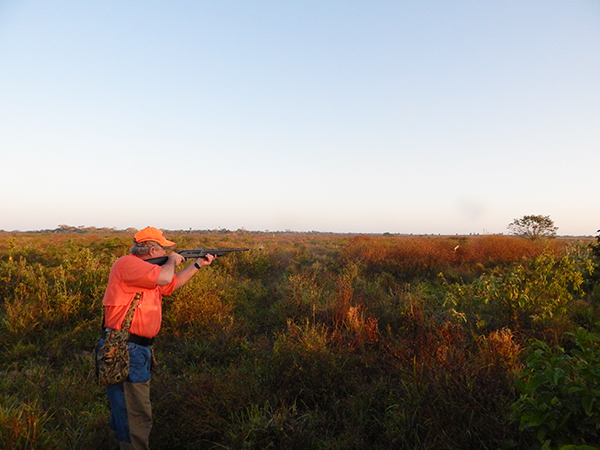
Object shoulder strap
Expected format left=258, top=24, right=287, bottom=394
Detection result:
left=120, top=293, right=142, bottom=332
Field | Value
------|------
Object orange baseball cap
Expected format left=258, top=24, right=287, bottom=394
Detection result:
left=133, top=226, right=176, bottom=247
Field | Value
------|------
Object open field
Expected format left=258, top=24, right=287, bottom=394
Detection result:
left=1, top=231, right=599, bottom=449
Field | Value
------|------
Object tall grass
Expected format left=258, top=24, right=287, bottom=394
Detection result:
left=0, top=231, right=595, bottom=449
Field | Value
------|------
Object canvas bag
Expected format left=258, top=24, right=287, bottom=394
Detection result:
left=96, top=293, right=142, bottom=386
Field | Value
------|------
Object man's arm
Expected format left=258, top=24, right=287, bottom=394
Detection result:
left=156, top=252, right=185, bottom=286
left=173, top=255, right=216, bottom=290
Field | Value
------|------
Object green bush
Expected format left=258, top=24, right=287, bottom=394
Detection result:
left=511, top=327, right=600, bottom=449
left=443, top=248, right=589, bottom=335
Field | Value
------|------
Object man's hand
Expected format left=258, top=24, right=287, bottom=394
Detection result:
left=168, top=251, right=186, bottom=266
left=195, top=254, right=217, bottom=268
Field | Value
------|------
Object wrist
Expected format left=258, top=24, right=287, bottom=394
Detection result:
left=194, top=261, right=202, bottom=270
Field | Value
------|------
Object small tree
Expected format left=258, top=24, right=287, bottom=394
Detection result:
left=507, top=215, right=558, bottom=240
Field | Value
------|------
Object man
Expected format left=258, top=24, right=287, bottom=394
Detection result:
left=98, top=226, right=216, bottom=450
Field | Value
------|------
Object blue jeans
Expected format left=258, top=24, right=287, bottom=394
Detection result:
left=97, top=339, right=153, bottom=443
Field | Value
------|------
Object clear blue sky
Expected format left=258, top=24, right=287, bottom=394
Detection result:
left=1, top=1, right=599, bottom=235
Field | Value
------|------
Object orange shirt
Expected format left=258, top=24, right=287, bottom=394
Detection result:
left=102, top=254, right=177, bottom=338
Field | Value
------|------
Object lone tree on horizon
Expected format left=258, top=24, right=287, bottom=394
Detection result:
left=507, top=214, right=558, bottom=240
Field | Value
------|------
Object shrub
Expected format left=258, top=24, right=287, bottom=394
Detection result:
left=511, top=327, right=600, bottom=449
left=443, top=248, right=588, bottom=335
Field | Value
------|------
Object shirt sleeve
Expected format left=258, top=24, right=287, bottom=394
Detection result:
left=158, top=274, right=178, bottom=296
left=119, top=256, right=162, bottom=291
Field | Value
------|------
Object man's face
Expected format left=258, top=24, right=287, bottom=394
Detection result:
left=149, top=244, right=167, bottom=258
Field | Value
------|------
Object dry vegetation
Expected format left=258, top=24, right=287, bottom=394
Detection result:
left=0, top=231, right=599, bottom=449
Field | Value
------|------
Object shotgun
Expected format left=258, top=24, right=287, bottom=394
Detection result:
left=146, top=248, right=249, bottom=266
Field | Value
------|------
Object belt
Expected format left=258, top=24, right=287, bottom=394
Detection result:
left=100, top=329, right=155, bottom=346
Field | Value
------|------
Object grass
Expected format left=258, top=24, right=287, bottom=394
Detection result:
left=0, top=230, right=597, bottom=449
